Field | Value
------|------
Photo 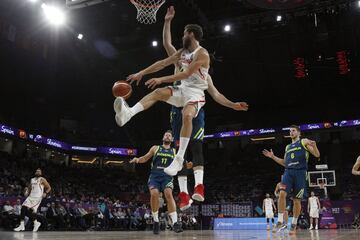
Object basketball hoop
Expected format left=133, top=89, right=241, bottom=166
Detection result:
left=130, top=0, right=165, bottom=24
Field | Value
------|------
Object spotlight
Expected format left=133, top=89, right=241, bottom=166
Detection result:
left=77, top=33, right=83, bottom=40
left=358, top=0, right=360, bottom=7
left=41, top=3, right=65, bottom=26
left=276, top=15, right=282, bottom=22
left=224, top=24, right=231, bottom=32
left=152, top=40, right=158, bottom=47
left=28, top=0, right=38, bottom=3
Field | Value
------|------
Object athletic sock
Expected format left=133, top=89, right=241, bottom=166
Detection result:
left=152, top=211, right=159, bottom=222
left=130, top=102, right=144, bottom=116
left=194, top=169, right=204, bottom=187
left=278, top=213, right=284, bottom=223
left=169, top=211, right=178, bottom=224
left=177, top=137, right=190, bottom=160
left=292, top=217, right=298, bottom=225
left=178, top=176, right=188, bottom=194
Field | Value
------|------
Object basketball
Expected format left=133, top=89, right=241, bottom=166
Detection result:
left=112, top=80, right=132, bottom=99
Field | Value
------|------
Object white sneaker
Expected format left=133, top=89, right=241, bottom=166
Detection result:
left=309, top=225, right=313, bottom=230
left=14, top=223, right=25, bottom=232
left=114, top=97, right=132, bottom=127
left=315, top=225, right=318, bottom=230
left=164, top=156, right=183, bottom=176
left=33, top=220, right=41, bottom=232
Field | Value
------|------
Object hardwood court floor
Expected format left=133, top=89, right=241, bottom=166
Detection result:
left=1, top=229, right=359, bottom=240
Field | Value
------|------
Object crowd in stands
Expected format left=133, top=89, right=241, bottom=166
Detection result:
left=0, top=152, right=198, bottom=231
left=1, top=137, right=360, bottom=231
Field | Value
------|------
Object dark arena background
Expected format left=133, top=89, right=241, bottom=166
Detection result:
left=1, top=0, right=360, bottom=239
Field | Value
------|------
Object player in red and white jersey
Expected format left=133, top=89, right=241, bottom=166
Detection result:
left=14, top=168, right=51, bottom=232
left=115, top=23, right=211, bottom=178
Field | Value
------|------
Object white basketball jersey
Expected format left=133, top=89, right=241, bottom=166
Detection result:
left=29, top=177, right=44, bottom=198
left=309, top=196, right=318, bottom=209
left=178, top=46, right=209, bottom=90
left=264, top=198, right=273, bottom=211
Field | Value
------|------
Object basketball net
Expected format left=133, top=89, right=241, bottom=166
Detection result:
left=130, top=0, right=165, bottom=24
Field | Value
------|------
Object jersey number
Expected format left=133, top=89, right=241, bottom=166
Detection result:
left=290, top=153, right=295, bottom=159
left=161, top=158, right=167, bottom=165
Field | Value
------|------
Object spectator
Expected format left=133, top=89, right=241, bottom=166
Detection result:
left=13, top=199, right=22, bottom=216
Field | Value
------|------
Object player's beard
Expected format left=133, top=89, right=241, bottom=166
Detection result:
left=163, top=140, right=171, bottom=145
left=35, top=173, right=41, bottom=178
left=183, top=37, right=191, bottom=50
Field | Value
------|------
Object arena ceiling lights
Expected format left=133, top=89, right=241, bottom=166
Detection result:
left=65, top=0, right=111, bottom=9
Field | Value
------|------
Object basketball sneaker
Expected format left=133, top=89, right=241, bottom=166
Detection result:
left=272, top=224, right=277, bottom=232
left=289, top=224, right=297, bottom=234
left=14, top=221, right=25, bottom=232
left=33, top=220, right=41, bottom=232
left=153, top=221, right=160, bottom=235
left=273, top=222, right=286, bottom=233
left=173, top=222, right=183, bottom=233
left=114, top=97, right=132, bottom=127
left=179, top=192, right=193, bottom=211
left=309, top=225, right=314, bottom=230
left=164, top=155, right=183, bottom=176
left=315, top=225, right=318, bottom=230
left=192, top=184, right=205, bottom=202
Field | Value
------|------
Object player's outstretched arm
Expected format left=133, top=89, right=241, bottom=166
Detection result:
left=145, top=49, right=209, bottom=89
left=317, top=197, right=321, bottom=209
left=302, top=139, right=320, bottom=158
left=127, top=52, right=181, bottom=86
left=262, top=149, right=285, bottom=167
left=129, top=146, right=157, bottom=164
left=352, top=156, right=360, bottom=175
left=206, top=75, right=248, bottom=111
left=163, top=6, right=176, bottom=57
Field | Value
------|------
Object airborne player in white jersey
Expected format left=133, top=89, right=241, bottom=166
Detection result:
left=263, top=193, right=277, bottom=230
left=14, top=168, right=51, bottom=232
left=115, top=23, right=211, bottom=177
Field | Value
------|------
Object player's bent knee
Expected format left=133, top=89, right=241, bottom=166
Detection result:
left=164, top=189, right=173, bottom=200
left=153, top=88, right=171, bottom=101
left=182, top=113, right=193, bottom=123
left=150, top=188, right=160, bottom=197
left=182, top=105, right=196, bottom=119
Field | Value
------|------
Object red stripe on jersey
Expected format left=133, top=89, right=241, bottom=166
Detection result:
left=198, top=69, right=205, bottom=80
